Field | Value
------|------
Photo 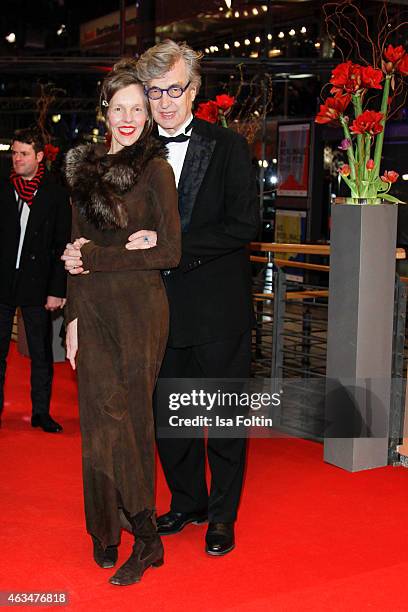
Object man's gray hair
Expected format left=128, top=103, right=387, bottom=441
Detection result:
left=137, top=39, right=203, bottom=93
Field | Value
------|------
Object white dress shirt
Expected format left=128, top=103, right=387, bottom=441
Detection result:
left=158, top=114, right=193, bottom=187
left=15, top=192, right=32, bottom=269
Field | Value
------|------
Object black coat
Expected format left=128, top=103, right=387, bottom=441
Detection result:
left=0, top=174, right=71, bottom=306
left=164, top=117, right=259, bottom=346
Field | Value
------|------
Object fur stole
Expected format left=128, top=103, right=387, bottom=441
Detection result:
left=64, top=136, right=167, bottom=230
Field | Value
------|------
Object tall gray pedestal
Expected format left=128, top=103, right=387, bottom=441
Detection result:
left=324, top=203, right=397, bottom=472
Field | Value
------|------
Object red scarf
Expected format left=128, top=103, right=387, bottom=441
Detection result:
left=10, top=162, right=45, bottom=206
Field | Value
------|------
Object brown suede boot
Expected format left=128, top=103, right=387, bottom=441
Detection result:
left=109, top=509, right=164, bottom=586
left=91, top=536, right=118, bottom=569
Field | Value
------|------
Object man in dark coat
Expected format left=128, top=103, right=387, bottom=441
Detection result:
left=0, top=128, right=71, bottom=432
left=63, top=41, right=259, bottom=555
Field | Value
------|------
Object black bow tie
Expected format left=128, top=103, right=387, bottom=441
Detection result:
left=159, top=120, right=194, bottom=145
left=159, top=132, right=191, bottom=145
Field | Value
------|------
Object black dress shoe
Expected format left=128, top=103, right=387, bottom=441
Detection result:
left=31, top=414, right=63, bottom=433
left=157, top=510, right=208, bottom=535
left=205, top=522, right=235, bottom=556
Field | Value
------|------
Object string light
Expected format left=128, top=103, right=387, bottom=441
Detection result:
left=234, top=40, right=240, bottom=47
left=252, top=8, right=259, bottom=15
left=278, top=31, right=284, bottom=39
left=254, top=36, right=261, bottom=43
left=244, top=39, right=250, bottom=46
left=5, top=32, right=16, bottom=43
left=301, top=26, right=307, bottom=34
left=289, top=29, right=295, bottom=36
left=261, top=5, right=268, bottom=11
left=224, top=43, right=230, bottom=50
left=315, top=42, right=321, bottom=48
left=234, top=10, right=240, bottom=17
left=267, top=33, right=272, bottom=41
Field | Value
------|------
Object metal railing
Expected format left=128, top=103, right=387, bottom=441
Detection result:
left=250, top=242, right=408, bottom=453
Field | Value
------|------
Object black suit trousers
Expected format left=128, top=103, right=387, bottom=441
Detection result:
left=155, top=330, right=251, bottom=523
left=0, top=303, right=53, bottom=416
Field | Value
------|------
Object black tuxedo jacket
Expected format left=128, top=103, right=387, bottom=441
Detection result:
left=163, top=117, right=259, bottom=347
left=0, top=174, right=71, bottom=306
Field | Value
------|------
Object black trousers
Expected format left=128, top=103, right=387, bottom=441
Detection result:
left=155, top=330, right=251, bottom=523
left=0, top=303, right=53, bottom=416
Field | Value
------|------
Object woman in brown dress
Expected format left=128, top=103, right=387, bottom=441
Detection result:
left=63, top=61, right=181, bottom=586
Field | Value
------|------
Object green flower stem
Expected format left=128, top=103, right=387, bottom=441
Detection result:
left=373, top=74, right=391, bottom=177
left=339, top=116, right=357, bottom=182
left=219, top=109, right=227, bottom=128
left=364, top=134, right=371, bottom=183
left=352, top=94, right=364, bottom=180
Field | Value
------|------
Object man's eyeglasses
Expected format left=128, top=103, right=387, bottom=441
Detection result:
left=145, top=81, right=191, bottom=100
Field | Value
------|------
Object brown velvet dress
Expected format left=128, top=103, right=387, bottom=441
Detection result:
left=64, top=139, right=180, bottom=547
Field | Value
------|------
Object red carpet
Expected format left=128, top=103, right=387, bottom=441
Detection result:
left=1, top=341, right=408, bottom=611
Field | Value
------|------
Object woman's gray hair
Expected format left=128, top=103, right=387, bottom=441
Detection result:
left=136, top=40, right=203, bottom=93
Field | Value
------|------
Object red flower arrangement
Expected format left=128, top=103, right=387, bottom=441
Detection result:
left=316, top=94, right=351, bottom=124
left=195, top=94, right=235, bottom=127
left=43, top=143, right=60, bottom=171
left=44, top=143, right=59, bottom=162
left=384, top=44, right=406, bottom=65
left=195, top=100, right=219, bottom=124
left=360, top=67, right=383, bottom=90
left=350, top=110, right=384, bottom=136
left=398, top=55, right=408, bottom=77
left=315, top=42, right=407, bottom=203
left=381, top=170, right=399, bottom=184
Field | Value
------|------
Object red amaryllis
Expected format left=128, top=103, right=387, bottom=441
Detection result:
left=195, top=100, right=219, bottom=123
left=384, top=44, right=406, bottom=64
left=43, top=143, right=59, bottom=162
left=340, top=164, right=351, bottom=177
left=330, top=61, right=362, bottom=94
left=315, top=94, right=351, bottom=124
left=360, top=66, right=383, bottom=90
left=350, top=110, right=384, bottom=135
left=381, top=170, right=399, bottom=183
left=215, top=94, right=235, bottom=110
left=398, top=54, right=408, bottom=77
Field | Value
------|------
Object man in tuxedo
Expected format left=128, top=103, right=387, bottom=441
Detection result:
left=63, top=40, right=259, bottom=555
left=0, top=128, right=71, bottom=432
